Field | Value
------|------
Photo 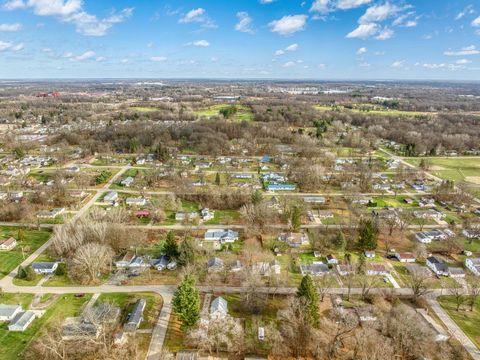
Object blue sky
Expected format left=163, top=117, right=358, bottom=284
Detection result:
left=0, top=0, right=480, bottom=80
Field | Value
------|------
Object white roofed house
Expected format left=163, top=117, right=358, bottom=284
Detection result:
left=465, top=258, right=480, bottom=276
left=253, top=260, right=281, bottom=276
left=300, top=262, right=329, bottom=276
left=37, top=207, right=65, bottom=219
left=204, top=229, right=239, bottom=244
left=8, top=311, right=36, bottom=332
left=175, top=212, right=198, bottom=221
left=32, top=262, right=58, bottom=275
left=200, top=208, right=214, bottom=221
left=463, top=228, right=480, bottom=240
left=0, top=237, right=17, bottom=251
left=0, top=304, right=22, bottom=321
left=413, top=209, right=446, bottom=221
left=120, top=176, right=134, bottom=187
left=103, top=191, right=118, bottom=204
left=124, top=299, right=146, bottom=333
left=415, top=229, right=447, bottom=244
left=125, top=197, right=147, bottom=207
left=394, top=252, right=416, bottom=263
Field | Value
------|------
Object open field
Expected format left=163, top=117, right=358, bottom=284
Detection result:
left=195, top=104, right=254, bottom=122
left=438, top=296, right=480, bottom=348
left=0, top=227, right=51, bottom=279
left=313, top=104, right=433, bottom=118
left=129, top=106, right=159, bottom=113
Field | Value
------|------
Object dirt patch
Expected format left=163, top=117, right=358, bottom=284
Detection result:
left=465, top=176, right=480, bottom=185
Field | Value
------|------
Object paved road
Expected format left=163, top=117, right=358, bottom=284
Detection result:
left=428, top=298, right=480, bottom=360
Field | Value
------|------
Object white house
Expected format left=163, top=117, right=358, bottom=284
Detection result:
left=426, top=257, right=449, bottom=276
left=200, top=208, right=214, bottom=221
left=465, top=258, right=480, bottom=276
left=0, top=237, right=17, bottom=251
left=32, top=262, right=58, bottom=275
left=104, top=191, right=118, bottom=203
left=366, top=264, right=391, bottom=276
left=278, top=232, right=309, bottom=248
left=125, top=197, right=147, bottom=207
left=8, top=311, right=36, bottom=332
left=175, top=212, right=198, bottom=221
left=120, top=176, right=134, bottom=187
left=0, top=304, right=22, bottom=321
left=326, top=255, right=338, bottom=265
left=463, top=229, right=480, bottom=240
left=415, top=230, right=447, bottom=244
left=37, top=207, right=65, bottom=219
left=394, top=252, right=416, bottom=263
left=204, top=229, right=239, bottom=243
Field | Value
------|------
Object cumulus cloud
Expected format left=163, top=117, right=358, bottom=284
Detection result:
left=472, top=16, right=480, bottom=27
left=0, top=40, right=24, bottom=51
left=0, top=23, right=22, bottom=31
left=456, top=59, right=471, bottom=64
left=359, top=3, right=405, bottom=24
left=179, top=7, right=216, bottom=28
left=391, top=60, right=405, bottom=68
left=444, top=45, right=480, bottom=56
left=275, top=43, right=299, bottom=56
left=260, top=0, right=275, bottom=3
left=2, top=0, right=133, bottom=36
left=356, top=46, right=367, bottom=55
left=235, top=12, right=254, bottom=34
left=192, top=40, right=210, bottom=47
left=456, top=5, right=474, bottom=21
left=346, top=23, right=378, bottom=39
left=150, top=56, right=167, bottom=62
left=310, top=0, right=371, bottom=13
left=269, top=15, right=308, bottom=36
left=375, top=27, right=394, bottom=40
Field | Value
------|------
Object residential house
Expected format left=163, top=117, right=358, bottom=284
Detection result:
left=308, top=210, right=334, bottom=222
left=125, top=197, right=147, bottom=207
left=394, top=252, right=416, bottom=263
left=278, top=232, right=309, bottom=248
left=129, top=256, right=150, bottom=269
left=465, top=258, right=480, bottom=276
left=200, top=208, right=214, bottom=221
left=266, top=184, right=296, bottom=191
left=413, top=209, right=445, bottom=220
left=463, top=229, right=480, bottom=240
left=32, top=262, right=58, bottom=274
left=204, top=229, right=239, bottom=243
left=366, top=264, right=391, bottom=276
left=37, top=207, right=65, bottom=219
left=426, top=256, right=449, bottom=276
left=8, top=311, right=36, bottom=332
left=104, top=191, right=118, bottom=204
left=230, top=260, right=243, bottom=273
left=448, top=267, right=466, bottom=278
left=300, top=262, right=329, bottom=276
left=115, top=252, right=136, bottom=269
left=0, top=237, right=17, bottom=251
left=120, top=176, right=134, bottom=187
left=303, top=196, right=326, bottom=204
left=152, top=256, right=169, bottom=271
left=210, top=297, right=228, bottom=318
left=124, top=299, right=146, bottom=332
left=326, top=255, right=338, bottom=265
left=415, top=230, right=447, bottom=244
left=9, top=191, right=23, bottom=202
left=0, top=304, right=22, bottom=321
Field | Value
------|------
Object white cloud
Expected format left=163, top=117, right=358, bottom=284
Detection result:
left=310, top=0, right=370, bottom=13
left=150, top=56, right=167, bottom=62
left=235, top=12, right=254, bottom=34
left=472, top=16, right=480, bottom=27
left=274, top=43, right=299, bottom=56
left=72, top=50, right=95, bottom=61
left=391, top=60, right=405, bottom=68
left=283, top=61, right=297, bottom=67
left=375, top=27, right=394, bottom=40
left=346, top=23, right=378, bottom=39
left=95, top=56, right=105, bottom=62
left=444, top=45, right=480, bottom=56
left=260, top=0, right=275, bottom=3
left=179, top=7, right=216, bottom=28
left=356, top=46, right=367, bottom=55
left=359, top=62, right=371, bottom=67
left=318, top=63, right=326, bottom=69
left=0, top=40, right=23, bottom=51
left=0, top=23, right=22, bottom=31
left=3, top=0, right=133, bottom=36
left=269, top=15, right=307, bottom=36
left=456, top=5, right=474, bottom=21
left=192, top=40, right=210, bottom=47
left=393, top=12, right=418, bottom=27
left=359, top=3, right=404, bottom=24
left=455, top=59, right=471, bottom=64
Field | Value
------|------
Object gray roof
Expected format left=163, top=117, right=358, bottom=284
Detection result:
left=210, top=296, right=228, bottom=315
left=31, top=262, right=57, bottom=270
left=127, top=299, right=146, bottom=327
left=0, top=304, right=22, bottom=318
left=9, top=311, right=35, bottom=329
left=207, top=257, right=224, bottom=268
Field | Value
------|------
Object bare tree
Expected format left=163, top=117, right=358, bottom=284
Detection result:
left=466, top=275, right=480, bottom=312
left=406, top=265, right=432, bottom=300
left=69, top=243, right=114, bottom=284
left=315, top=274, right=335, bottom=302
left=449, top=280, right=465, bottom=311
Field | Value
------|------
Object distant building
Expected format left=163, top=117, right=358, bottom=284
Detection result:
left=0, top=304, right=22, bottom=321
left=210, top=297, right=228, bottom=318
left=120, top=176, right=134, bottom=187
left=0, top=237, right=17, bottom=251
left=426, top=256, right=449, bottom=276
left=465, top=258, right=480, bottom=276
left=204, top=229, right=239, bottom=243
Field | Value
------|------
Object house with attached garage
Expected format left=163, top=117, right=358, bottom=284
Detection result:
left=366, top=263, right=391, bottom=276
left=0, top=237, right=17, bottom=251
left=465, top=258, right=480, bottom=276
left=124, top=299, right=146, bottom=333
left=120, top=176, right=134, bottom=187
left=0, top=304, right=22, bottom=321
left=426, top=256, right=449, bottom=276
left=300, top=262, right=329, bottom=276
left=413, top=209, right=445, bottom=220
left=394, top=252, right=416, bottom=263
left=125, top=197, right=147, bottom=207
left=37, top=207, right=65, bottom=219
left=32, top=262, right=58, bottom=275
left=415, top=229, right=448, bottom=244
left=204, top=229, right=239, bottom=243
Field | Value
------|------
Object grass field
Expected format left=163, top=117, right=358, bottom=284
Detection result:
left=313, top=104, right=432, bottom=118
left=0, top=294, right=91, bottom=360
left=0, top=227, right=51, bottom=279
left=129, top=106, right=159, bottom=113
left=438, top=296, right=480, bottom=348
left=195, top=104, right=254, bottom=122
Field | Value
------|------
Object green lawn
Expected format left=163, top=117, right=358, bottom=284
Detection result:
left=0, top=294, right=91, bottom=360
left=129, top=106, right=159, bottom=113
left=0, top=227, right=51, bottom=279
left=438, top=295, right=480, bottom=348
left=314, top=104, right=432, bottom=118
left=405, top=157, right=480, bottom=183
left=195, top=104, right=254, bottom=122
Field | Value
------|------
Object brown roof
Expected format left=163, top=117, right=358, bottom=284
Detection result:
left=0, top=237, right=16, bottom=247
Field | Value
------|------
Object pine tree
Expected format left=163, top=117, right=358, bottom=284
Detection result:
left=358, top=219, right=378, bottom=251
left=163, top=231, right=179, bottom=259
left=333, top=232, right=346, bottom=252
left=297, top=275, right=320, bottom=327
left=178, top=238, right=195, bottom=266
left=172, top=275, right=200, bottom=330
left=251, top=189, right=263, bottom=205
left=291, top=206, right=301, bottom=231
left=215, top=172, right=221, bottom=186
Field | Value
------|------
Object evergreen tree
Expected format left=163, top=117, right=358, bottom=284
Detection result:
left=172, top=275, right=200, bottom=330
left=178, top=238, right=196, bottom=266
left=291, top=206, right=301, bottom=231
left=358, top=219, right=378, bottom=251
left=251, top=189, right=263, bottom=205
left=333, top=232, right=346, bottom=252
left=215, top=172, right=221, bottom=186
left=297, top=275, right=320, bottom=327
left=163, top=231, right=179, bottom=259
